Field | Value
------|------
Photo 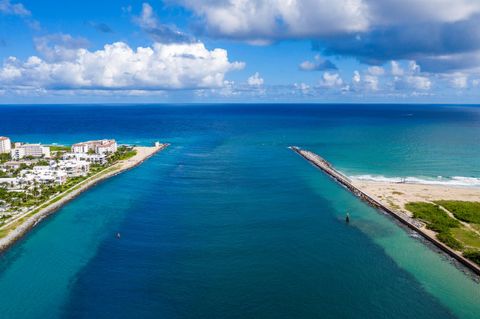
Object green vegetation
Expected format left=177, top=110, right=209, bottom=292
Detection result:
left=49, top=145, right=71, bottom=152
left=437, top=232, right=464, bottom=250
left=0, top=145, right=144, bottom=239
left=405, top=202, right=464, bottom=250
left=36, top=160, right=49, bottom=166
left=109, top=146, right=137, bottom=162
left=406, top=201, right=480, bottom=264
left=463, top=250, right=480, bottom=264
left=405, top=202, right=460, bottom=233
left=451, top=228, right=480, bottom=249
left=434, top=200, right=480, bottom=224
left=0, top=153, right=10, bottom=164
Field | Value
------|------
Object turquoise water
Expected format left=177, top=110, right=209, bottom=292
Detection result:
left=0, top=104, right=479, bottom=318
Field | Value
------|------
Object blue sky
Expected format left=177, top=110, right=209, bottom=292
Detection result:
left=1, top=0, right=480, bottom=103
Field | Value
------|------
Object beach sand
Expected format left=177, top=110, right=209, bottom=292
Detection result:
left=350, top=179, right=480, bottom=217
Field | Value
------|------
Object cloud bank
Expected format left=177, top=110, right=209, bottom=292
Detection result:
left=177, top=0, right=480, bottom=73
left=0, top=41, right=245, bottom=90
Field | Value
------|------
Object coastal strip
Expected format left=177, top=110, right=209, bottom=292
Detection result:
left=0, top=143, right=169, bottom=253
left=289, top=146, right=480, bottom=276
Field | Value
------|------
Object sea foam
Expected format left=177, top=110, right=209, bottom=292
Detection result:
left=350, top=174, right=480, bottom=187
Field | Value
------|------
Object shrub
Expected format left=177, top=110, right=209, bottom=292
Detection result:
left=463, top=250, right=480, bottom=265
left=405, top=202, right=460, bottom=233
left=434, top=200, right=480, bottom=224
left=437, top=232, right=464, bottom=250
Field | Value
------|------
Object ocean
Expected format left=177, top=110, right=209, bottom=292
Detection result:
left=0, top=104, right=479, bottom=318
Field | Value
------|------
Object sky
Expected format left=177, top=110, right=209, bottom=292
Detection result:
left=1, top=0, right=480, bottom=103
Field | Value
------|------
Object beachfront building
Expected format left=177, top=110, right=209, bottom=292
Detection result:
left=10, top=144, right=51, bottom=160
left=56, top=160, right=90, bottom=177
left=0, top=137, right=12, bottom=154
left=63, top=153, right=107, bottom=165
left=22, top=167, right=67, bottom=185
left=96, top=140, right=117, bottom=155
left=72, top=139, right=117, bottom=155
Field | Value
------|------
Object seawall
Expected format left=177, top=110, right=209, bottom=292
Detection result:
left=290, top=146, right=480, bottom=276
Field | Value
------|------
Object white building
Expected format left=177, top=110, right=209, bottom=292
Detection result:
left=63, top=153, right=107, bottom=165
left=57, top=160, right=90, bottom=177
left=22, top=167, right=67, bottom=185
left=10, top=144, right=50, bottom=160
left=71, top=139, right=117, bottom=155
left=10, top=148, right=25, bottom=160
left=95, top=140, right=117, bottom=155
left=0, top=178, right=19, bottom=188
left=71, top=143, right=90, bottom=153
left=0, top=137, right=12, bottom=154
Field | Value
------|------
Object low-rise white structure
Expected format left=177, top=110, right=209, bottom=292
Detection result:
left=22, top=167, right=67, bottom=185
left=0, top=178, right=19, bottom=188
left=63, top=153, right=107, bottom=165
left=56, top=160, right=90, bottom=177
left=0, top=136, right=12, bottom=154
left=10, top=144, right=50, bottom=160
left=72, top=139, right=117, bottom=155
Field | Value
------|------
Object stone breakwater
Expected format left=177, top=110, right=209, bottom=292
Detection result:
left=290, top=146, right=480, bottom=276
left=0, top=144, right=169, bottom=253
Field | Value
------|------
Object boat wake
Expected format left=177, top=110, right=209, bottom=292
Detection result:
left=350, top=174, right=480, bottom=187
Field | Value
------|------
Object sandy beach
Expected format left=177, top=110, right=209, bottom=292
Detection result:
left=350, top=179, right=480, bottom=217
left=0, top=144, right=168, bottom=252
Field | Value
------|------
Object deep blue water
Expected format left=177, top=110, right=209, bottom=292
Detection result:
left=0, top=104, right=479, bottom=318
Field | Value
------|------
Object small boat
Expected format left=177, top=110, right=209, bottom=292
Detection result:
left=345, top=213, right=350, bottom=224
left=116, top=232, right=121, bottom=239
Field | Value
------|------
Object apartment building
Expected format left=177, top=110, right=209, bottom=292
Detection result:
left=72, top=139, right=117, bottom=155
left=0, top=136, right=12, bottom=154
left=10, top=144, right=51, bottom=160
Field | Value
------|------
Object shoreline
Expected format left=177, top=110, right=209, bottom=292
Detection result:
left=0, top=143, right=169, bottom=253
left=349, top=179, right=480, bottom=218
left=290, top=146, right=480, bottom=276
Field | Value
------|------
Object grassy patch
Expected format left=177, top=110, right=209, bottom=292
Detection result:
left=405, top=202, right=460, bottom=233
left=406, top=202, right=467, bottom=251
left=451, top=228, right=480, bottom=249
left=434, top=200, right=480, bottom=224
left=49, top=145, right=71, bottom=152
left=437, top=232, right=464, bottom=250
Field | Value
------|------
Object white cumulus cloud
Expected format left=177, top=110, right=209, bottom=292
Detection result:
left=176, top=0, right=480, bottom=42
left=0, top=41, right=245, bottom=91
left=177, top=0, right=369, bottom=42
left=247, top=72, right=264, bottom=86
left=319, top=72, right=344, bottom=88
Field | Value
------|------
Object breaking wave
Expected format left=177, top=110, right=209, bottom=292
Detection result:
left=350, top=174, right=480, bottom=187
